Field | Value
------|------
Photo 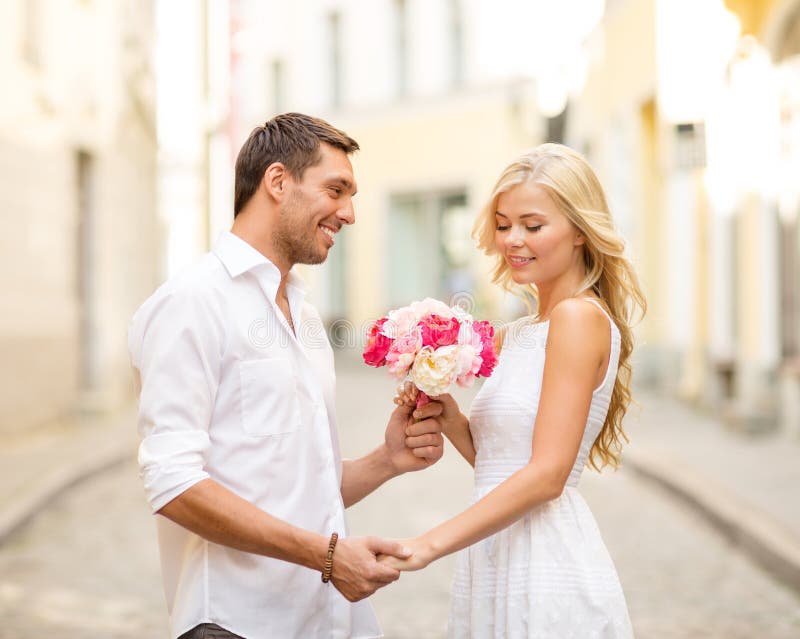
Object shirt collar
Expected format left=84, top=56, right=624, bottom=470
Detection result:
left=212, top=231, right=307, bottom=293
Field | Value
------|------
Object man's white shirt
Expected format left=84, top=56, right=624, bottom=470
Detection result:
left=128, top=231, right=382, bottom=639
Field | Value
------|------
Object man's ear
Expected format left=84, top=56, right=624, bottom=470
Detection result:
left=263, top=162, right=288, bottom=201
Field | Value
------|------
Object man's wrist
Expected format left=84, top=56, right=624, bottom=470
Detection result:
left=321, top=532, right=339, bottom=582
left=295, top=530, right=331, bottom=572
left=377, top=443, right=404, bottom=478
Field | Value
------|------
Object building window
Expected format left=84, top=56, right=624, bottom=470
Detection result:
left=546, top=104, right=569, bottom=143
left=448, top=0, right=464, bottom=88
left=779, top=214, right=799, bottom=358
left=674, top=122, right=707, bottom=169
left=326, top=224, right=349, bottom=321
left=387, top=190, right=470, bottom=306
left=76, top=150, right=98, bottom=390
left=392, top=0, right=408, bottom=97
left=22, top=0, right=42, bottom=67
left=269, top=58, right=285, bottom=114
left=327, top=11, right=342, bottom=108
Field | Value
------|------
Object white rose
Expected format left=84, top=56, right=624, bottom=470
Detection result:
left=410, top=345, right=459, bottom=396
left=410, top=297, right=454, bottom=319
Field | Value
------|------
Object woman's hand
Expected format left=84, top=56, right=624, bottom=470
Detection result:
left=393, top=381, right=419, bottom=409
left=422, top=392, right=466, bottom=439
left=394, top=383, right=466, bottom=436
left=394, top=382, right=475, bottom=465
left=377, top=536, right=435, bottom=572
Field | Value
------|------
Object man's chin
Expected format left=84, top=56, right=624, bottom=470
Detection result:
left=294, top=250, right=328, bottom=266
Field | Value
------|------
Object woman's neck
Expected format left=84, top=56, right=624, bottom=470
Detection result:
left=534, top=272, right=590, bottom=321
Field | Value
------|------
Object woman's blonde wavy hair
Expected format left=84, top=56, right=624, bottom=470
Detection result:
left=474, top=143, right=646, bottom=470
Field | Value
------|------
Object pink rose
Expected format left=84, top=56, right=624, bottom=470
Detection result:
left=473, top=320, right=498, bottom=377
left=384, top=306, right=418, bottom=338
left=386, top=328, right=422, bottom=377
left=363, top=318, right=393, bottom=367
left=419, top=314, right=461, bottom=348
left=454, top=344, right=482, bottom=387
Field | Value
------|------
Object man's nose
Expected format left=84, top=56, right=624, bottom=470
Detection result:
left=337, top=198, right=355, bottom=225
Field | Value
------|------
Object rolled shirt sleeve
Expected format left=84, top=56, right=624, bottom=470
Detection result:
left=129, top=285, right=223, bottom=513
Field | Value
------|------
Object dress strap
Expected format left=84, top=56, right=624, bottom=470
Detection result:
left=581, top=297, right=616, bottom=330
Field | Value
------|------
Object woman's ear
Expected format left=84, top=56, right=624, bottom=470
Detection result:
left=574, top=230, right=585, bottom=247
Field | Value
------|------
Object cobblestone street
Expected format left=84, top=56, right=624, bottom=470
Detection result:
left=0, top=359, right=798, bottom=638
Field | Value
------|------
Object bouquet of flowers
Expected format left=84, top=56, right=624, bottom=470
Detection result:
left=362, top=298, right=498, bottom=407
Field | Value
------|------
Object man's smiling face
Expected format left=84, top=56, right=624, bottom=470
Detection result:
left=274, top=142, right=358, bottom=267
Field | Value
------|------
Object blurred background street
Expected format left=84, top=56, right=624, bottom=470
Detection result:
left=2, top=0, right=800, bottom=636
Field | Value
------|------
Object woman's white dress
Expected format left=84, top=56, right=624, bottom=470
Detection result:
left=447, top=300, right=634, bottom=638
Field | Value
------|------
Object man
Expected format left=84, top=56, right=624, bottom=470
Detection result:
left=129, top=113, right=444, bottom=639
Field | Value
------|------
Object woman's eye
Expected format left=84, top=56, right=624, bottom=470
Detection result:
left=527, top=225, right=542, bottom=232
left=495, top=225, right=510, bottom=231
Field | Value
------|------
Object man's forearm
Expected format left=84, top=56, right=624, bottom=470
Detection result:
left=341, top=446, right=398, bottom=508
left=158, top=478, right=328, bottom=571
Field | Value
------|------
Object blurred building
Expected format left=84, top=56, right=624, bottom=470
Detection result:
left=156, top=0, right=232, bottom=277
left=211, top=0, right=799, bottom=435
left=0, top=1, right=159, bottom=434
left=227, top=0, right=604, bottom=326
left=568, top=0, right=800, bottom=435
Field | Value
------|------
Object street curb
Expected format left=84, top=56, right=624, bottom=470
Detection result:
left=0, top=439, right=133, bottom=546
left=624, top=446, right=800, bottom=595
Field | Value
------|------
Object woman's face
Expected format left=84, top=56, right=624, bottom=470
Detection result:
left=493, top=182, right=584, bottom=286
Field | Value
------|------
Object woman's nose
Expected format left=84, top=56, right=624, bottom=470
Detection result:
left=505, top=226, right=524, bottom=247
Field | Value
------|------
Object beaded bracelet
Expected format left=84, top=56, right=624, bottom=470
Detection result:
left=321, top=532, right=339, bottom=583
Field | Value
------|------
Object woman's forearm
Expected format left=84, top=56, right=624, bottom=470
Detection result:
left=444, top=412, right=476, bottom=466
left=423, top=462, right=564, bottom=560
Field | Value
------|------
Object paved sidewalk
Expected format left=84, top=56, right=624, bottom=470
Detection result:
left=1, top=377, right=799, bottom=600
left=0, top=406, right=137, bottom=544
left=623, top=390, right=800, bottom=593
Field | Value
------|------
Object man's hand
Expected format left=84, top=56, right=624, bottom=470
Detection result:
left=330, top=536, right=411, bottom=601
left=378, top=535, right=435, bottom=572
left=339, top=389, right=446, bottom=507
left=385, top=400, right=444, bottom=473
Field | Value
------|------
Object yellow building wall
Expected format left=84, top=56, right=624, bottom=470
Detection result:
left=725, top=0, right=778, bottom=34
left=572, top=0, right=665, bottom=371
left=575, top=0, right=658, bottom=136
left=338, top=89, right=542, bottom=322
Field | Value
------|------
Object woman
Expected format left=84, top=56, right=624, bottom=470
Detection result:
left=388, top=144, right=646, bottom=638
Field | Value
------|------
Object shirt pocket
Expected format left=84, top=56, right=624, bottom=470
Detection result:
left=238, top=358, right=301, bottom=437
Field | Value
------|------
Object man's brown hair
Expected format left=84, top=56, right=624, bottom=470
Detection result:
left=234, top=112, right=360, bottom=217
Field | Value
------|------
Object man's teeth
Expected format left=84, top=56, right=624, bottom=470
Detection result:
left=320, top=226, right=335, bottom=240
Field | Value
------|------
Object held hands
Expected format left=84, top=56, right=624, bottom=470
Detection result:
left=378, top=536, right=435, bottom=572
left=331, top=536, right=412, bottom=601
left=394, top=382, right=466, bottom=441
left=385, top=391, right=444, bottom=473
